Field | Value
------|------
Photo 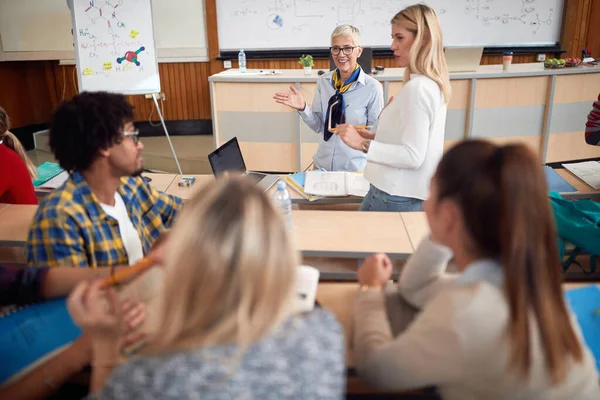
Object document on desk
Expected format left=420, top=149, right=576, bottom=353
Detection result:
left=304, top=171, right=370, bottom=197
left=562, top=161, right=600, bottom=190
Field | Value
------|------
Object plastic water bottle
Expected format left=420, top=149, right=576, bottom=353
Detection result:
left=238, top=49, right=247, bottom=73
left=273, top=181, right=292, bottom=230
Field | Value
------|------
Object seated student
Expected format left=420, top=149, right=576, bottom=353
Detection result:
left=0, top=106, right=38, bottom=205
left=353, top=140, right=600, bottom=399
left=0, top=264, right=146, bottom=400
left=585, top=93, right=600, bottom=145
left=27, top=92, right=182, bottom=268
left=68, top=177, right=346, bottom=399
left=273, top=25, right=384, bottom=172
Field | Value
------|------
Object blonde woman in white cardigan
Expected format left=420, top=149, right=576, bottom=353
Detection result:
left=354, top=140, right=600, bottom=399
left=335, top=4, right=451, bottom=211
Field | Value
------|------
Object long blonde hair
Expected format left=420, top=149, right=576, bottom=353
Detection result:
left=391, top=4, right=451, bottom=103
left=147, top=177, right=298, bottom=355
left=0, top=107, right=37, bottom=180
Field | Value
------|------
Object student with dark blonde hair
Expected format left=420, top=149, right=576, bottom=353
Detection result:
left=0, top=106, right=38, bottom=204
left=336, top=4, right=451, bottom=211
left=68, top=177, right=345, bottom=399
left=354, top=140, right=599, bottom=399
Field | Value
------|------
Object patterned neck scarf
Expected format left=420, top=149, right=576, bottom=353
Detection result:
left=323, top=64, right=361, bottom=141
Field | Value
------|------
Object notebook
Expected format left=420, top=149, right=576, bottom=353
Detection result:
left=284, top=169, right=325, bottom=202
left=562, top=161, right=600, bottom=190
left=565, top=285, right=600, bottom=374
left=0, top=298, right=82, bottom=385
left=33, top=162, right=64, bottom=187
left=0, top=267, right=164, bottom=387
left=304, top=171, right=369, bottom=197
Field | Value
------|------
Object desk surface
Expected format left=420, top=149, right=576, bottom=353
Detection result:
left=293, top=211, right=412, bottom=259
left=555, top=168, right=600, bottom=196
left=0, top=205, right=417, bottom=261
left=0, top=205, right=38, bottom=246
left=210, top=63, right=600, bottom=83
left=143, top=172, right=177, bottom=192
left=164, top=174, right=363, bottom=205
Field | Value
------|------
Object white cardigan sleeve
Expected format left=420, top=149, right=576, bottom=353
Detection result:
left=367, top=80, right=439, bottom=170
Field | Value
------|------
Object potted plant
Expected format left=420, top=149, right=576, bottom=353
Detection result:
left=299, top=54, right=314, bottom=75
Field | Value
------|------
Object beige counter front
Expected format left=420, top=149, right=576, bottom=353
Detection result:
left=209, top=63, right=600, bottom=172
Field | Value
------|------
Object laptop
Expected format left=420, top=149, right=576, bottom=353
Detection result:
left=444, top=46, right=483, bottom=73
left=208, top=137, right=279, bottom=192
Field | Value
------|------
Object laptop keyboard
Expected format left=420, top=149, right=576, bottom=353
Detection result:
left=245, top=172, right=266, bottom=183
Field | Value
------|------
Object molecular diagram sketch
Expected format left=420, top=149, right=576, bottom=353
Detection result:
left=470, top=0, right=554, bottom=35
left=231, top=0, right=555, bottom=36
left=77, top=0, right=146, bottom=75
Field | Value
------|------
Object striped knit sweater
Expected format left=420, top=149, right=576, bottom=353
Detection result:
left=585, top=93, right=600, bottom=146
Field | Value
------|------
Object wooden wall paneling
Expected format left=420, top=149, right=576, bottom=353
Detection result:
left=561, top=0, right=593, bottom=58
left=586, top=0, right=600, bottom=58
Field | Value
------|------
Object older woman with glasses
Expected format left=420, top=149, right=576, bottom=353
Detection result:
left=273, top=25, right=383, bottom=172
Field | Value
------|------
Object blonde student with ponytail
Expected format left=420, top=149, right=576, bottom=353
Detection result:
left=336, top=4, right=451, bottom=211
left=353, top=140, right=599, bottom=399
left=0, top=106, right=38, bottom=204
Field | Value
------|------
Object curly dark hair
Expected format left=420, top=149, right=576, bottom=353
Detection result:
left=50, top=91, right=134, bottom=172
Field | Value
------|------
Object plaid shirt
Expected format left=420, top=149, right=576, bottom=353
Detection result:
left=27, top=172, right=182, bottom=268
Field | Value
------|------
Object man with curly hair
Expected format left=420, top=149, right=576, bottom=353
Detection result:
left=26, top=92, right=182, bottom=268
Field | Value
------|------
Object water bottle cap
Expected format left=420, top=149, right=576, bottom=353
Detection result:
left=277, top=181, right=286, bottom=190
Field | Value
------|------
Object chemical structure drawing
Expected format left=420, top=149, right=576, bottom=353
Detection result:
left=84, top=0, right=126, bottom=35
left=116, top=46, right=146, bottom=66
left=481, top=0, right=553, bottom=35
left=269, top=0, right=292, bottom=13
left=464, top=0, right=494, bottom=20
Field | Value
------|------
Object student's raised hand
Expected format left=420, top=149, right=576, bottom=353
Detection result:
left=358, top=253, right=393, bottom=287
left=335, top=124, right=364, bottom=151
left=273, top=84, right=306, bottom=111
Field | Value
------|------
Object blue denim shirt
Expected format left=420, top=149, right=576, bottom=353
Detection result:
left=299, top=70, right=384, bottom=172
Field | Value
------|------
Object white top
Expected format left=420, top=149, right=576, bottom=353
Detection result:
left=299, top=69, right=384, bottom=172
left=354, top=238, right=600, bottom=400
left=364, top=74, right=447, bottom=199
left=100, top=193, right=144, bottom=265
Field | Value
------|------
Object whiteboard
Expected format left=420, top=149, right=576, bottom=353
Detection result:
left=217, top=0, right=564, bottom=51
left=0, top=0, right=207, bottom=62
left=71, top=0, right=160, bottom=94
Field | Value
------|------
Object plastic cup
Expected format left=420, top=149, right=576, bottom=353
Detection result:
left=503, top=52, right=513, bottom=72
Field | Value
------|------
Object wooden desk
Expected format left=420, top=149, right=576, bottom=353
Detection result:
left=0, top=205, right=37, bottom=246
left=401, top=212, right=429, bottom=250
left=143, top=172, right=177, bottom=192
left=294, top=211, right=412, bottom=259
left=164, top=174, right=363, bottom=207
left=555, top=168, right=600, bottom=199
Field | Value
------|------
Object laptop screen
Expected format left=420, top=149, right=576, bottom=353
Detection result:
left=208, top=137, right=247, bottom=177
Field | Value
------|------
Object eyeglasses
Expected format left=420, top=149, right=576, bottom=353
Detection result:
left=123, top=129, right=140, bottom=144
left=330, top=46, right=358, bottom=56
